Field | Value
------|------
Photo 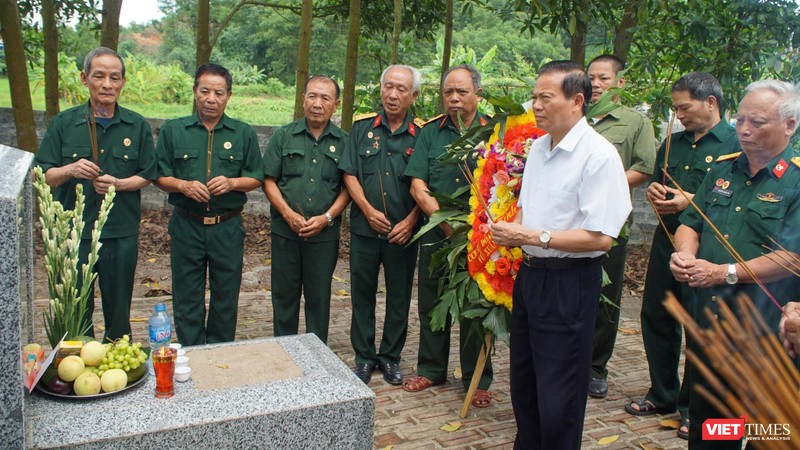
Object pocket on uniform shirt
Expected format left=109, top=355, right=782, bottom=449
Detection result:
left=61, top=145, right=92, bottom=162
left=359, top=145, right=380, bottom=175
left=282, top=148, right=305, bottom=177
left=111, top=145, right=139, bottom=177
left=745, top=200, right=787, bottom=244
left=321, top=149, right=341, bottom=182
left=217, top=146, right=244, bottom=178
left=173, top=148, right=200, bottom=179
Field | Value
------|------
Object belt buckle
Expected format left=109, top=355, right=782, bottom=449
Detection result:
left=203, top=216, right=218, bottom=225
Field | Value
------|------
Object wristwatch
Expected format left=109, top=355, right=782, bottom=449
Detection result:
left=725, top=263, right=738, bottom=284
left=325, top=212, right=334, bottom=227
left=539, top=231, right=551, bottom=250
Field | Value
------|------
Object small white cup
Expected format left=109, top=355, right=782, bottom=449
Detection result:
left=174, top=366, right=192, bottom=382
left=169, top=343, right=182, bottom=350
left=176, top=349, right=186, bottom=357
left=176, top=356, right=189, bottom=368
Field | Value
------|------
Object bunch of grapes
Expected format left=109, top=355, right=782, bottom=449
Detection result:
left=92, top=335, right=147, bottom=377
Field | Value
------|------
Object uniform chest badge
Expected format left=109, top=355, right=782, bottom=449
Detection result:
left=713, top=178, right=733, bottom=197
left=330, top=145, right=336, bottom=152
left=705, top=155, right=713, bottom=163
left=405, top=147, right=414, bottom=156
left=367, top=132, right=373, bottom=139
left=757, top=192, right=783, bottom=202
left=224, top=141, right=232, bottom=149
left=123, top=138, right=131, bottom=147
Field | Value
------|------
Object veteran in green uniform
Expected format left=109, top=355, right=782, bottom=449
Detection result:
left=36, top=47, right=156, bottom=341
left=340, top=65, right=423, bottom=385
left=263, top=76, right=350, bottom=344
left=586, top=55, right=657, bottom=399
left=155, top=63, right=263, bottom=346
left=403, top=64, right=494, bottom=408
left=626, top=73, right=740, bottom=440
left=672, top=80, right=800, bottom=449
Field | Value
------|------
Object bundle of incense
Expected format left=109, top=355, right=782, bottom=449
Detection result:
left=661, top=112, right=676, bottom=186
left=663, top=292, right=800, bottom=450
left=458, top=162, right=495, bottom=222
left=377, top=172, right=388, bottom=217
left=644, top=192, right=676, bottom=248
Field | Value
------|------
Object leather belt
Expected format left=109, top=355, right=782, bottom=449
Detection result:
left=174, top=206, right=243, bottom=225
left=522, top=253, right=603, bottom=270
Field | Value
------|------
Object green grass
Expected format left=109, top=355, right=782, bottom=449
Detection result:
left=0, top=76, right=294, bottom=126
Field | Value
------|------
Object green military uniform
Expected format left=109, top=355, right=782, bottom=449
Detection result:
left=339, top=111, right=421, bottom=366
left=589, top=105, right=656, bottom=382
left=640, top=120, right=739, bottom=418
left=36, top=102, right=156, bottom=341
left=680, top=146, right=800, bottom=448
left=263, top=118, right=347, bottom=344
left=404, top=113, right=493, bottom=390
left=156, top=113, right=263, bottom=346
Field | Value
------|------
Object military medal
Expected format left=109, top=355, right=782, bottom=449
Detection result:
left=123, top=138, right=131, bottom=147
left=330, top=145, right=336, bottom=152
left=722, top=180, right=730, bottom=189
left=715, top=178, right=725, bottom=187
left=368, top=132, right=373, bottom=139
left=705, top=155, right=713, bottom=163
left=757, top=193, right=783, bottom=202
left=224, top=141, right=232, bottom=149
left=713, top=178, right=733, bottom=197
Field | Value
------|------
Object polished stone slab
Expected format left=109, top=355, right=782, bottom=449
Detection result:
left=25, top=334, right=375, bottom=449
left=0, top=145, right=34, bottom=450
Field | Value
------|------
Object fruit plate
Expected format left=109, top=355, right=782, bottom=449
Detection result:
left=35, top=370, right=148, bottom=400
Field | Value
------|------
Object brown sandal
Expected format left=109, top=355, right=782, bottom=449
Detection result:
left=471, top=389, right=493, bottom=408
left=402, top=375, right=445, bottom=392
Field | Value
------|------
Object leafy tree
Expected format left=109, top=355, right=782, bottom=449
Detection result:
left=341, top=0, right=360, bottom=130
left=0, top=0, right=38, bottom=152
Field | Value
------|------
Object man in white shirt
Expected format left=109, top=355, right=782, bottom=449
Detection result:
left=491, top=60, right=631, bottom=450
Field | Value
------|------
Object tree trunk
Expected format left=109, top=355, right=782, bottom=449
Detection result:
left=438, top=0, right=453, bottom=114
left=196, top=0, right=211, bottom=68
left=570, top=21, right=586, bottom=65
left=341, top=0, right=361, bottom=131
left=293, top=0, right=313, bottom=120
left=613, top=0, right=641, bottom=62
left=100, top=0, right=124, bottom=51
left=42, top=0, right=59, bottom=124
left=0, top=0, right=38, bottom=152
left=390, top=0, right=402, bottom=64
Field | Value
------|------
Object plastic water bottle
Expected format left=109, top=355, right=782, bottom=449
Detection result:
left=148, top=303, right=172, bottom=376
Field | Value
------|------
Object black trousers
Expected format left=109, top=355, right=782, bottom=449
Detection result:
left=511, top=259, right=602, bottom=450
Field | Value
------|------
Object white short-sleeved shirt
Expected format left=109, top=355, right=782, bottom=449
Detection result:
left=518, top=118, right=632, bottom=258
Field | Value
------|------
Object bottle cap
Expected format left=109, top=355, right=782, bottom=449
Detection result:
left=155, top=303, right=167, bottom=312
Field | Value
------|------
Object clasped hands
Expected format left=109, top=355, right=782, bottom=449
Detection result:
left=367, top=209, right=414, bottom=245
left=779, top=302, right=800, bottom=358
left=69, top=159, right=118, bottom=194
left=180, top=176, right=235, bottom=203
left=647, top=182, right=692, bottom=215
left=669, top=252, right=725, bottom=288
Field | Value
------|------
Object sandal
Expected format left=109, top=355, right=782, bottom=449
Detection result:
left=471, top=389, right=492, bottom=408
left=678, top=417, right=690, bottom=440
left=624, top=398, right=663, bottom=416
left=402, top=375, right=445, bottom=392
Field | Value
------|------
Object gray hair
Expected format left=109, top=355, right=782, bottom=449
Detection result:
left=441, top=64, right=482, bottom=92
left=381, top=65, right=422, bottom=94
left=83, top=47, right=126, bottom=78
left=745, top=79, right=800, bottom=131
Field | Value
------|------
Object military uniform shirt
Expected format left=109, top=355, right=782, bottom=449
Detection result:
left=404, top=113, right=489, bottom=202
left=36, top=102, right=156, bottom=239
left=651, top=120, right=740, bottom=231
left=263, top=118, right=347, bottom=242
left=680, top=146, right=800, bottom=329
left=156, top=113, right=264, bottom=214
left=340, top=110, right=420, bottom=238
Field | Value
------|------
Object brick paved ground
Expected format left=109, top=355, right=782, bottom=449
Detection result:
left=32, top=265, right=689, bottom=449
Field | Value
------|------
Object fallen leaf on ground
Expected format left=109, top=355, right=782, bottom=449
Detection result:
left=216, top=363, right=229, bottom=369
left=659, top=419, right=680, bottom=429
left=264, top=258, right=271, bottom=265
left=440, top=421, right=462, bottom=432
left=145, top=288, right=172, bottom=297
left=597, top=435, right=619, bottom=445
left=454, top=367, right=462, bottom=379
left=618, top=327, right=640, bottom=336
left=378, top=446, right=393, bottom=450
left=147, top=258, right=157, bottom=263
left=638, top=442, right=666, bottom=450
left=335, top=289, right=349, bottom=296
left=332, top=275, right=347, bottom=283
left=140, top=277, right=155, bottom=285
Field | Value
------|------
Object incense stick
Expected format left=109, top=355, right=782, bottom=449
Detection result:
left=661, top=112, right=676, bottom=186
left=377, top=172, right=389, bottom=217
left=459, top=162, right=495, bottom=222
left=645, top=192, right=676, bottom=248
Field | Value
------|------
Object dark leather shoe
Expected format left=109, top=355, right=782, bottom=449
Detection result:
left=588, top=376, right=608, bottom=399
left=353, top=363, right=376, bottom=384
left=379, top=362, right=403, bottom=385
